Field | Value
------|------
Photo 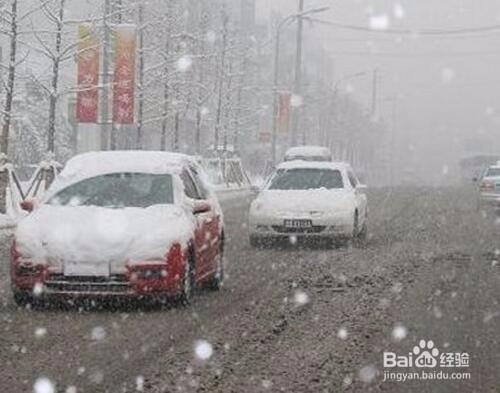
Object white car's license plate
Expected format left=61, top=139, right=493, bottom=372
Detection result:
left=284, top=219, right=313, bottom=229
left=64, top=261, right=110, bottom=277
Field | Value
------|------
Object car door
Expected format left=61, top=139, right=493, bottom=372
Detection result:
left=179, top=169, right=212, bottom=281
left=347, top=170, right=367, bottom=223
left=188, top=165, right=222, bottom=274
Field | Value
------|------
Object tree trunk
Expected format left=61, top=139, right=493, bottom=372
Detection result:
left=1, top=0, right=19, bottom=156
left=47, top=0, right=66, bottom=154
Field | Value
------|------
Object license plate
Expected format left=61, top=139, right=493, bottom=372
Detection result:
left=284, top=219, right=313, bottom=229
left=64, top=261, right=110, bottom=277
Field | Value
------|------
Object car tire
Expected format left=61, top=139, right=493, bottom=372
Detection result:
left=179, top=252, right=195, bottom=306
left=206, top=240, right=224, bottom=291
left=353, top=211, right=360, bottom=238
left=13, top=290, right=33, bottom=308
left=250, top=235, right=261, bottom=248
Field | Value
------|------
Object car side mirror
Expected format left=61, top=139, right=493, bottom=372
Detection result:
left=193, top=201, right=211, bottom=214
left=20, top=199, right=35, bottom=213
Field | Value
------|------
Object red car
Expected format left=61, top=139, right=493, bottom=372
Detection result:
left=11, top=151, right=225, bottom=306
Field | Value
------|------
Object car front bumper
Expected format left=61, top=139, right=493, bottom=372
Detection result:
left=249, top=214, right=354, bottom=239
left=478, top=193, right=500, bottom=208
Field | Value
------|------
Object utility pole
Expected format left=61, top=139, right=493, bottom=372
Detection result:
left=371, top=68, right=378, bottom=119
left=214, top=11, right=228, bottom=153
left=291, top=0, right=304, bottom=147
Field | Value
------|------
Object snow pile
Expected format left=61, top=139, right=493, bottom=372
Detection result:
left=15, top=204, right=194, bottom=271
left=45, top=151, right=193, bottom=201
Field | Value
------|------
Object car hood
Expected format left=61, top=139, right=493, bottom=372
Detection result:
left=15, top=204, right=194, bottom=272
left=252, top=189, right=354, bottom=216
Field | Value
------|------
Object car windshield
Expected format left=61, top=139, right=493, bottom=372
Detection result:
left=284, top=155, right=330, bottom=162
left=268, top=168, right=343, bottom=190
left=485, top=167, right=500, bottom=177
left=47, top=173, right=174, bottom=208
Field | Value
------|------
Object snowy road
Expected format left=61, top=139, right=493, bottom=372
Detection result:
left=0, top=188, right=499, bottom=392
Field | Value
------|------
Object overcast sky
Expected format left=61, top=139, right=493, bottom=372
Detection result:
left=256, top=0, right=500, bottom=181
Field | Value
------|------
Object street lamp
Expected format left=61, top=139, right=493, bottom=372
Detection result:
left=271, top=6, right=330, bottom=166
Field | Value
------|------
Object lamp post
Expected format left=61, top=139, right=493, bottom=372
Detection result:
left=271, top=7, right=329, bottom=166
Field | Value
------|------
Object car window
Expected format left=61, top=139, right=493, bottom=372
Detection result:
left=485, top=167, right=500, bottom=177
left=347, top=171, right=358, bottom=188
left=188, top=165, right=208, bottom=199
left=48, top=173, right=174, bottom=208
left=268, top=168, right=344, bottom=190
left=180, top=170, right=201, bottom=200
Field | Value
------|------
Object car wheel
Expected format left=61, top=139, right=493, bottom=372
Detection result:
left=13, top=290, right=33, bottom=308
left=353, top=211, right=359, bottom=238
left=207, top=241, right=224, bottom=291
left=250, top=235, right=261, bottom=248
left=179, top=252, right=195, bottom=306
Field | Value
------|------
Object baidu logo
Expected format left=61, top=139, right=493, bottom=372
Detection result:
left=412, top=340, right=439, bottom=368
left=383, top=338, right=471, bottom=383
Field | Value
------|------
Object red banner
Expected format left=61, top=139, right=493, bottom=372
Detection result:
left=113, top=25, right=137, bottom=124
left=76, top=24, right=99, bottom=123
left=278, top=91, right=291, bottom=134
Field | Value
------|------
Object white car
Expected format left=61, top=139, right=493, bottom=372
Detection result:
left=249, top=161, right=367, bottom=246
left=284, top=146, right=332, bottom=162
left=477, top=164, right=500, bottom=209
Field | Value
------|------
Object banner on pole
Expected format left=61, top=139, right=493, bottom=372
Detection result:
left=113, top=25, right=137, bottom=124
left=76, top=24, right=99, bottom=123
left=278, top=91, right=291, bottom=134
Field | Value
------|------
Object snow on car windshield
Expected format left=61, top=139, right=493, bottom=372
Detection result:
left=268, top=169, right=343, bottom=190
left=47, top=173, right=174, bottom=208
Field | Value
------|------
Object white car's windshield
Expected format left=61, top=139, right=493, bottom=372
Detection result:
left=485, top=168, right=500, bottom=177
left=47, top=173, right=174, bottom=208
left=268, top=168, right=344, bottom=190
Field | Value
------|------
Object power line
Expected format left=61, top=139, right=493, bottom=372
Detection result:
left=306, top=17, right=500, bottom=37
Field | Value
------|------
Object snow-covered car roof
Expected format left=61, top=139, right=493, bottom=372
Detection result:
left=276, top=160, right=351, bottom=171
left=284, top=146, right=331, bottom=158
left=45, top=151, right=195, bottom=199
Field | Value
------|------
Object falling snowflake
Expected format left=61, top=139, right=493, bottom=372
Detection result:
left=33, top=378, right=55, bottom=393
left=433, top=306, right=443, bottom=319
left=91, top=326, right=106, bottom=341
left=337, top=327, right=348, bottom=340
left=369, top=14, right=390, bottom=30
left=441, top=67, right=455, bottom=84
left=290, top=95, right=303, bottom=108
left=293, top=290, right=310, bottom=307
left=393, top=3, right=405, bottom=19
left=177, top=56, right=193, bottom=72
left=194, top=340, right=213, bottom=360
left=392, top=324, right=408, bottom=342
left=65, top=387, right=77, bottom=393
left=35, top=327, right=47, bottom=338
left=358, top=365, right=378, bottom=383
left=343, top=374, right=353, bottom=387
left=136, top=375, right=144, bottom=391
left=33, top=282, right=44, bottom=297
left=206, top=30, right=217, bottom=44
left=289, top=235, right=298, bottom=245
left=262, top=379, right=273, bottom=389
